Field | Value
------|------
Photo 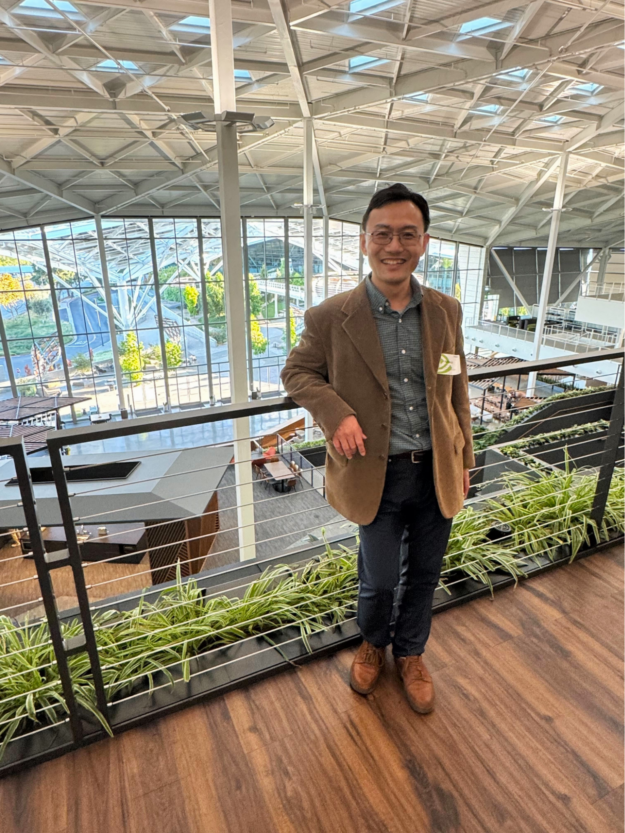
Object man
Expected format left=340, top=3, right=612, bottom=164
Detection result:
left=281, top=183, right=474, bottom=714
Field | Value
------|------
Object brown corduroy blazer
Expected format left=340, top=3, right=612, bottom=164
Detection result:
left=281, top=281, right=475, bottom=524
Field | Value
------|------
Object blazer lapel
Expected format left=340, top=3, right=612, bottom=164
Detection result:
left=420, top=287, right=447, bottom=393
left=341, top=282, right=388, bottom=392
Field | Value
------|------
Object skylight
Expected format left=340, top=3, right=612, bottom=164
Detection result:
left=234, top=69, right=252, bottom=81
left=459, top=16, right=512, bottom=35
left=541, top=115, right=563, bottom=123
left=349, top=0, right=402, bottom=11
left=96, top=59, right=140, bottom=73
left=499, top=68, right=530, bottom=81
left=409, top=93, right=429, bottom=102
left=573, top=82, right=602, bottom=95
left=473, top=104, right=502, bottom=114
left=16, top=0, right=83, bottom=18
left=171, top=15, right=211, bottom=33
left=349, top=55, right=387, bottom=71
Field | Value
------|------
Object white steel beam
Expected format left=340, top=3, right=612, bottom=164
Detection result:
left=267, top=0, right=327, bottom=215
left=500, top=1, right=544, bottom=60
left=486, top=157, right=561, bottom=245
left=303, top=117, right=314, bottom=310
left=208, top=0, right=256, bottom=562
left=528, top=152, right=570, bottom=394
left=0, top=157, right=96, bottom=214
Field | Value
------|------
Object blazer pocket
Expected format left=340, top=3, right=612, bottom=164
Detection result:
left=326, top=441, right=349, bottom=468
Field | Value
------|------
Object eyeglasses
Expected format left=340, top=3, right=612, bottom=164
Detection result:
left=365, top=230, right=423, bottom=245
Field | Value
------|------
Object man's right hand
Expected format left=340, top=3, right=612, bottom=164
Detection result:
left=332, top=415, right=367, bottom=459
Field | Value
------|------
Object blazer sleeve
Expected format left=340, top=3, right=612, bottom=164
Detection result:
left=452, top=302, right=476, bottom=470
left=281, top=308, right=356, bottom=440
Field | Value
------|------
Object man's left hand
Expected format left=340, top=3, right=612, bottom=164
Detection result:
left=463, top=469, right=470, bottom=500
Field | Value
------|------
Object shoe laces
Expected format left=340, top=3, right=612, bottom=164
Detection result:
left=358, top=642, right=384, bottom=667
left=401, top=656, right=428, bottom=683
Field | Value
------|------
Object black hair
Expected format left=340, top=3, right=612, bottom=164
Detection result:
left=362, top=183, right=430, bottom=232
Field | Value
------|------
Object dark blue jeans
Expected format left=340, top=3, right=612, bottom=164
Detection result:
left=357, top=453, right=453, bottom=657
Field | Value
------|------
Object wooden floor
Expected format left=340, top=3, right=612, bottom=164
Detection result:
left=1, top=545, right=623, bottom=833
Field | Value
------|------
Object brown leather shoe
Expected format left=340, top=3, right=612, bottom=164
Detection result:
left=350, top=641, right=385, bottom=695
left=395, top=655, right=435, bottom=714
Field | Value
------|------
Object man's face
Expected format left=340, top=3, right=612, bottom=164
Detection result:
left=360, top=200, right=429, bottom=286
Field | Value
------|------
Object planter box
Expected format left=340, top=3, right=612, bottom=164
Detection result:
left=501, top=389, right=615, bottom=443
left=468, top=448, right=536, bottom=499
left=522, top=430, right=624, bottom=471
left=295, top=446, right=326, bottom=468
left=3, top=531, right=622, bottom=778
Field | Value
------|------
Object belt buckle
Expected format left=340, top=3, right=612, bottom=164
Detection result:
left=410, top=450, right=421, bottom=463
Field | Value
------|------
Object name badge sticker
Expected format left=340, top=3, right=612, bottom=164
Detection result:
left=437, top=353, right=461, bottom=375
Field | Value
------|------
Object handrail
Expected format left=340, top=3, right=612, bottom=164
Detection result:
left=43, top=347, right=624, bottom=447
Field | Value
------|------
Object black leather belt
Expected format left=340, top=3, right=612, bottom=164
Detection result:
left=388, top=449, right=431, bottom=463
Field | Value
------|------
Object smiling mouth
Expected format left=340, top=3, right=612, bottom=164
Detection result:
left=381, top=258, right=407, bottom=265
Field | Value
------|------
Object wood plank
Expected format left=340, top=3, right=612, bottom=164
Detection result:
left=124, top=780, right=191, bottom=833
left=67, top=738, right=130, bottom=833
left=0, top=752, right=69, bottom=833
left=593, top=784, right=624, bottom=832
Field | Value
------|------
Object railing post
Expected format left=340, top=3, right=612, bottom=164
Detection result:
left=590, top=363, right=624, bottom=535
left=6, top=439, right=85, bottom=743
left=46, top=438, right=110, bottom=726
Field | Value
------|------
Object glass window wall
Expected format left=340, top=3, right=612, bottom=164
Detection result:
left=0, top=216, right=486, bottom=414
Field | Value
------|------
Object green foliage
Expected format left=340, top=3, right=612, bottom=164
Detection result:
left=250, top=317, right=268, bottom=356
left=472, top=386, right=616, bottom=452
left=28, top=296, right=52, bottom=317
left=183, top=284, right=200, bottom=316
left=0, top=255, right=19, bottom=266
left=4, top=314, right=73, bottom=356
left=290, top=271, right=304, bottom=286
left=499, top=421, right=609, bottom=472
left=71, top=353, right=91, bottom=374
left=142, top=344, right=162, bottom=366
left=205, top=271, right=225, bottom=320
left=283, top=313, right=300, bottom=350
left=0, top=616, right=112, bottom=759
left=485, top=462, right=600, bottom=562
left=248, top=276, right=263, bottom=318
left=158, top=265, right=180, bottom=283
left=440, top=507, right=524, bottom=594
left=118, top=331, right=144, bottom=383
left=165, top=340, right=183, bottom=368
left=292, top=438, right=326, bottom=451
left=161, top=284, right=181, bottom=305
left=209, top=323, right=227, bottom=345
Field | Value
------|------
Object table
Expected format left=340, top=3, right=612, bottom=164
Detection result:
left=90, top=413, right=112, bottom=424
left=22, top=522, right=147, bottom=564
left=263, top=460, right=298, bottom=492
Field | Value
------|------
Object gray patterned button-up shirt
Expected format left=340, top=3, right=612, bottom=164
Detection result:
left=365, top=274, right=431, bottom=455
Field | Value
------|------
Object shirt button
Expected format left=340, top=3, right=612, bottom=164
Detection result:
left=398, top=318, right=402, bottom=323
left=401, top=349, right=406, bottom=355
left=403, top=378, right=408, bottom=383
left=415, top=433, right=420, bottom=438
left=379, top=306, right=383, bottom=311
left=409, top=406, right=414, bottom=411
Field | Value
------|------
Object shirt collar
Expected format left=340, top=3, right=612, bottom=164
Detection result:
left=365, top=274, right=423, bottom=314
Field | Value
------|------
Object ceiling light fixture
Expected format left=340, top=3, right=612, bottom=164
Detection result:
left=180, top=111, right=274, bottom=132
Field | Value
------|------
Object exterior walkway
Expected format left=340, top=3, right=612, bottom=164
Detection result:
left=1, top=545, right=622, bottom=833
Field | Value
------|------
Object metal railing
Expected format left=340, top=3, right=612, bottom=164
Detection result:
left=473, top=321, right=618, bottom=352
left=580, top=281, right=625, bottom=302
left=0, top=347, right=622, bottom=776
